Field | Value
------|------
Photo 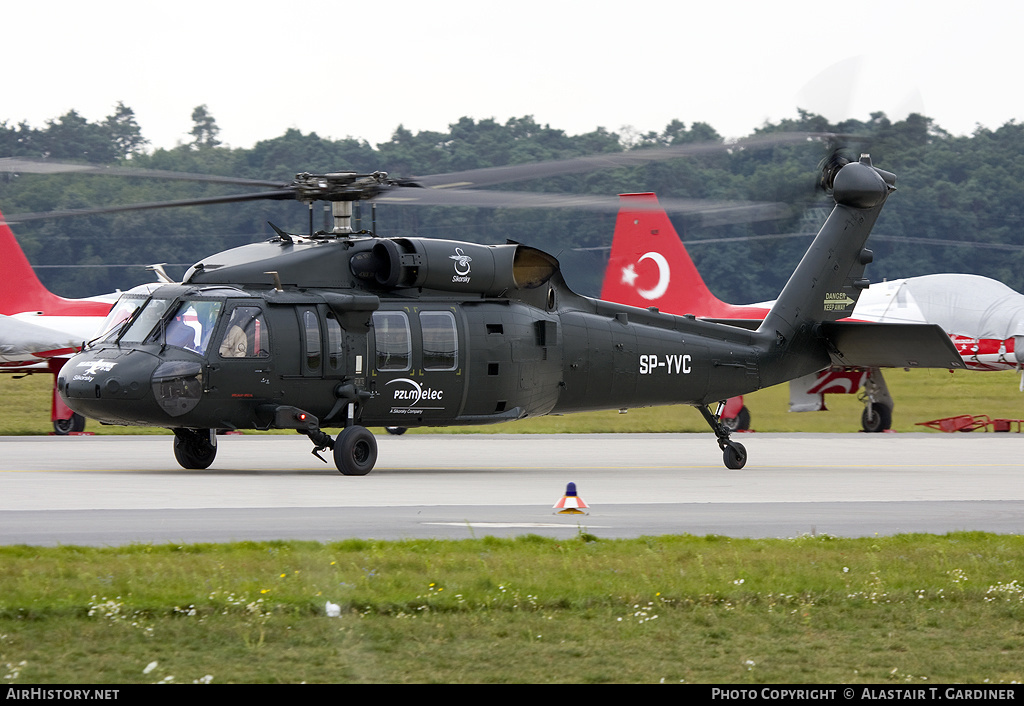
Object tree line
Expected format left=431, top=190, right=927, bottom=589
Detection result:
left=2, top=104, right=1022, bottom=301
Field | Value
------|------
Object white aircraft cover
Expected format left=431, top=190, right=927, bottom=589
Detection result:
left=871, top=274, right=1024, bottom=340
left=0, top=314, right=80, bottom=363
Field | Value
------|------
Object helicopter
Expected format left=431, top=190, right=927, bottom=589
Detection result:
left=7, top=145, right=964, bottom=474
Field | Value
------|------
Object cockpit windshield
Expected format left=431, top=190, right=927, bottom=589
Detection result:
left=97, top=289, right=231, bottom=356
left=114, top=297, right=174, bottom=345
left=93, top=293, right=152, bottom=344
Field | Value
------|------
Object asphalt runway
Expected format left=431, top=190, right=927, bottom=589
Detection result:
left=1, top=432, right=1022, bottom=545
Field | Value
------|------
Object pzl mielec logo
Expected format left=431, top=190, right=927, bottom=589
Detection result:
left=387, top=378, right=445, bottom=414
left=450, top=247, right=472, bottom=283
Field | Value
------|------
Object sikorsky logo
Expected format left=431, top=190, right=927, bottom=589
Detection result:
left=72, top=359, right=117, bottom=382
left=386, top=378, right=445, bottom=414
left=450, top=247, right=472, bottom=283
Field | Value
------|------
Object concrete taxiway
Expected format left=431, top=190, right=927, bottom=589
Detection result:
left=0, top=433, right=1021, bottom=545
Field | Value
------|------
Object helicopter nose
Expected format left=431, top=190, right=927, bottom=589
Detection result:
left=58, top=348, right=163, bottom=423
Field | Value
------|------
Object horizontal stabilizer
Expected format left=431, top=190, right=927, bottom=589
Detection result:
left=819, top=321, right=966, bottom=369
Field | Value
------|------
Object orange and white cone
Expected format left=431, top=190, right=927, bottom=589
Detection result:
left=553, top=482, right=589, bottom=515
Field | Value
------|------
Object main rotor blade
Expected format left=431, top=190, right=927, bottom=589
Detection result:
left=3, top=183, right=791, bottom=227
left=1, top=189, right=296, bottom=225
left=414, top=132, right=836, bottom=189
left=0, top=157, right=287, bottom=188
left=0, top=131, right=843, bottom=225
left=376, top=188, right=791, bottom=225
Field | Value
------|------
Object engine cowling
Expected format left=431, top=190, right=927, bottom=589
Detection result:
left=353, top=238, right=558, bottom=295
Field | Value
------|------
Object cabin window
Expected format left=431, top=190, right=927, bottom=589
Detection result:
left=219, top=306, right=269, bottom=358
left=326, top=315, right=344, bottom=371
left=373, top=311, right=411, bottom=371
left=420, top=311, right=458, bottom=371
left=303, top=310, right=322, bottom=371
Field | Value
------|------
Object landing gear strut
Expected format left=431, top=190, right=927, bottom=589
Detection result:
left=698, top=403, right=747, bottom=470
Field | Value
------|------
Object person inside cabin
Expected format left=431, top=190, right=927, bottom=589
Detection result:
left=219, top=309, right=249, bottom=358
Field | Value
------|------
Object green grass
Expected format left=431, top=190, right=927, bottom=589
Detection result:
left=1, top=534, right=1023, bottom=683
left=4, top=372, right=1023, bottom=683
left=3, top=367, right=1022, bottom=435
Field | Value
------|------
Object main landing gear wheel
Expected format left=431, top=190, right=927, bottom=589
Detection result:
left=334, top=426, right=378, bottom=476
left=172, top=428, right=217, bottom=469
left=861, top=403, right=892, bottom=433
left=723, top=441, right=747, bottom=470
left=53, top=413, right=86, bottom=435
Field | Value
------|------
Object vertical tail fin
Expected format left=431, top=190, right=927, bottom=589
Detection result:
left=601, top=193, right=769, bottom=318
left=0, top=210, right=107, bottom=316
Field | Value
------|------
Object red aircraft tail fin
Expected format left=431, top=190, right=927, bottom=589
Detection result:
left=0, top=209, right=108, bottom=316
left=600, top=193, right=769, bottom=318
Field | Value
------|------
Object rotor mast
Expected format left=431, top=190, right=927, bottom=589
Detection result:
left=291, top=171, right=395, bottom=236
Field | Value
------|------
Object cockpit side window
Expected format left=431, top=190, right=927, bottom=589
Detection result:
left=162, top=300, right=223, bottom=354
left=219, top=306, right=270, bottom=358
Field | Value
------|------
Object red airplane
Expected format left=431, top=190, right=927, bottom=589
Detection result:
left=601, top=193, right=1024, bottom=432
left=0, top=209, right=143, bottom=433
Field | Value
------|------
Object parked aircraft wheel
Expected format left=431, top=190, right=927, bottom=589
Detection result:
left=721, top=406, right=751, bottom=432
left=334, top=426, right=378, bottom=476
left=385, top=426, right=407, bottom=436
left=53, top=413, right=86, bottom=435
left=723, top=441, right=747, bottom=470
left=861, top=403, right=892, bottom=433
left=172, top=429, right=217, bottom=469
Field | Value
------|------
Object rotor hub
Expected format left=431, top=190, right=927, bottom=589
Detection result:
left=291, top=171, right=392, bottom=203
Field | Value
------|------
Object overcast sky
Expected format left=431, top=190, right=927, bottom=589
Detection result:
left=5, top=1, right=1021, bottom=152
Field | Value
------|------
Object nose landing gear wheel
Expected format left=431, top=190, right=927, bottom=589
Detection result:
left=334, top=426, right=378, bottom=476
left=861, top=403, right=892, bottom=433
left=53, top=413, right=86, bottom=435
left=721, top=406, right=751, bottom=432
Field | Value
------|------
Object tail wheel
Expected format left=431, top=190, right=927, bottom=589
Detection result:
left=723, top=441, right=747, bottom=470
left=334, top=426, right=378, bottom=476
left=861, top=403, right=892, bottom=433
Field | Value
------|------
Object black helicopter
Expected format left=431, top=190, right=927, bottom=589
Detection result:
left=9, top=144, right=963, bottom=475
